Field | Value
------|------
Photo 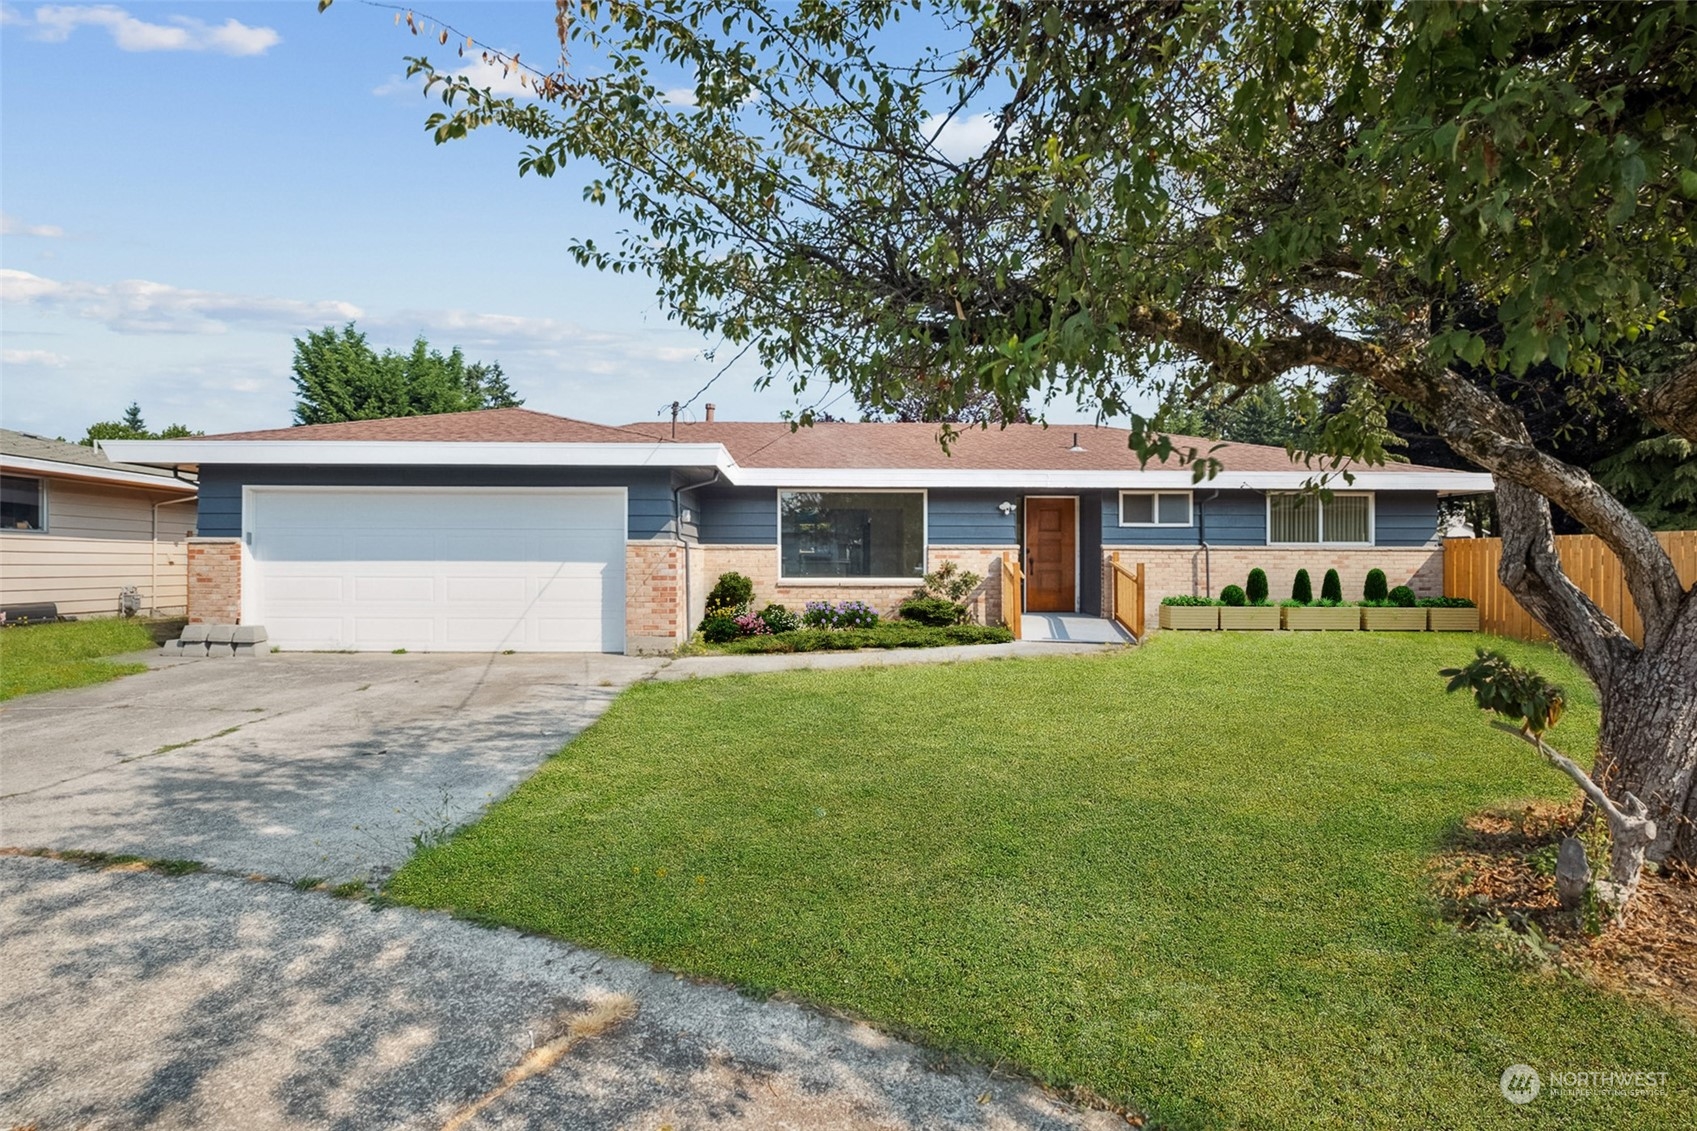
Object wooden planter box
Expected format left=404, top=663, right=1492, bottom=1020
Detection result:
left=1219, top=606, right=1280, bottom=631
left=1427, top=607, right=1481, bottom=632
left=1282, top=606, right=1361, bottom=631
left=1159, top=605, right=1219, bottom=630
left=1361, top=607, right=1427, bottom=631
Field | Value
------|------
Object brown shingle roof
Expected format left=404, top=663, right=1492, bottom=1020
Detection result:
left=0, top=428, right=182, bottom=480
left=194, top=408, right=658, bottom=444
left=621, top=420, right=1447, bottom=475
left=181, top=407, right=1453, bottom=475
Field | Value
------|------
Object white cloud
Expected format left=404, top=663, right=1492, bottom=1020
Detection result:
left=661, top=87, right=698, bottom=108
left=28, top=5, right=280, bottom=56
left=0, top=269, right=362, bottom=334
left=0, top=212, right=65, bottom=238
left=1, top=348, right=69, bottom=367
left=921, top=112, right=1004, bottom=163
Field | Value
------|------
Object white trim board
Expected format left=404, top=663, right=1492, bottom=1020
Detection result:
left=99, top=439, right=1496, bottom=494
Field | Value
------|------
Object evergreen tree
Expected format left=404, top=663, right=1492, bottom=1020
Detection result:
left=290, top=322, right=524, bottom=424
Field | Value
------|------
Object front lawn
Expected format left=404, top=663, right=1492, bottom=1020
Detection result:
left=390, top=633, right=1695, bottom=1128
left=0, top=618, right=156, bottom=700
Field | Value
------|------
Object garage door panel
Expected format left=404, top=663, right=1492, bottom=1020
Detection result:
left=267, top=576, right=345, bottom=603
left=250, top=488, right=626, bottom=653
left=354, top=576, right=435, bottom=603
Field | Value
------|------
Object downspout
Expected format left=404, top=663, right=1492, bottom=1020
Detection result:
left=1197, top=489, right=1221, bottom=598
left=151, top=494, right=198, bottom=616
left=673, top=470, right=721, bottom=639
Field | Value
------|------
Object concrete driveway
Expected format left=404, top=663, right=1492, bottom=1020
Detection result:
left=1, top=651, right=660, bottom=883
left=0, top=652, right=1119, bottom=1130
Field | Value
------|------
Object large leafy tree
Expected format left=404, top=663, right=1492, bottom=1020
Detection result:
left=389, top=1, right=1697, bottom=869
left=290, top=322, right=523, bottom=424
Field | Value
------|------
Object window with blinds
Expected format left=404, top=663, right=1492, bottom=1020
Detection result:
left=1268, top=492, right=1372, bottom=545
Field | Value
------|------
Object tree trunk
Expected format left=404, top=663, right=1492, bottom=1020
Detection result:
left=1593, top=605, right=1697, bottom=866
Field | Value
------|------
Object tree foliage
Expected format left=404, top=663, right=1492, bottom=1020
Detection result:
left=81, top=402, right=197, bottom=446
left=391, top=0, right=1697, bottom=866
left=290, top=322, right=523, bottom=425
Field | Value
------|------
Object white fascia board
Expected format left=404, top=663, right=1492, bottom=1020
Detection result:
left=1, top=452, right=197, bottom=492
left=99, top=440, right=735, bottom=472
left=729, top=467, right=1497, bottom=492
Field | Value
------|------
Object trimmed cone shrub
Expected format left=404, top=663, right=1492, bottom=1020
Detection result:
left=1292, top=569, right=1314, bottom=604
left=1363, top=568, right=1389, bottom=603
left=1321, top=568, right=1344, bottom=604
left=1220, top=584, right=1248, bottom=607
left=706, top=571, right=754, bottom=612
left=1388, top=585, right=1417, bottom=608
left=1246, top=568, right=1269, bottom=605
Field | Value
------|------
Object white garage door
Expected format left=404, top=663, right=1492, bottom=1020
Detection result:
left=247, top=487, right=626, bottom=653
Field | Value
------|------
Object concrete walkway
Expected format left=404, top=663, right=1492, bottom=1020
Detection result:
left=1019, top=614, right=1134, bottom=645
left=0, top=857, right=1118, bottom=1131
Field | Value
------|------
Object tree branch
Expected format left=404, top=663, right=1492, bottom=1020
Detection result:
left=1636, top=355, right=1697, bottom=442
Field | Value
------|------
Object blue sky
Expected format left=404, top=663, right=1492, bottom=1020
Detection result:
left=1, top=2, right=1108, bottom=438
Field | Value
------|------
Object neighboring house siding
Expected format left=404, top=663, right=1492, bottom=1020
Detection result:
left=0, top=475, right=194, bottom=617
left=196, top=466, right=681, bottom=540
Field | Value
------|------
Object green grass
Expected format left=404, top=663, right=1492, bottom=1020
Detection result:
left=389, top=634, right=1695, bottom=1128
left=0, top=618, right=155, bottom=700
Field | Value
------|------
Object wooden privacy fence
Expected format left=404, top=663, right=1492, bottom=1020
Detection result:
left=1000, top=551, right=1024, bottom=640
left=1110, top=552, right=1147, bottom=640
left=1444, top=531, right=1697, bottom=644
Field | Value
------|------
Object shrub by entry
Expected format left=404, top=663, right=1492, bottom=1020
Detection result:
left=900, top=595, right=967, bottom=626
left=705, top=571, right=754, bottom=612
left=1292, top=569, right=1314, bottom=604
left=1321, top=569, right=1344, bottom=604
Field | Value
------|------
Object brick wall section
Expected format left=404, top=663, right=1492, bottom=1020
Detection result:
left=625, top=541, right=685, bottom=653
left=1102, top=546, right=1443, bottom=626
left=698, top=544, right=1016, bottom=625
left=187, top=538, right=242, bottom=624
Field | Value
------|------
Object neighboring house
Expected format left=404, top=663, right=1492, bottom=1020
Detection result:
left=105, top=407, right=1493, bottom=653
left=1, top=429, right=199, bottom=619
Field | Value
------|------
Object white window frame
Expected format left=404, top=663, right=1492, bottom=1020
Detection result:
left=776, top=488, right=928, bottom=585
left=1265, top=491, right=1375, bottom=547
left=1118, top=490, right=1193, bottom=528
left=0, top=474, right=47, bottom=534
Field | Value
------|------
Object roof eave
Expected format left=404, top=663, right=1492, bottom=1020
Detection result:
left=99, top=439, right=736, bottom=475
left=1, top=452, right=195, bottom=492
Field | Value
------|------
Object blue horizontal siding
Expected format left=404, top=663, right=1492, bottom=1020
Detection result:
left=196, top=465, right=678, bottom=540
left=1374, top=491, right=1441, bottom=547
left=929, top=489, right=1017, bottom=545
left=697, top=486, right=777, bottom=544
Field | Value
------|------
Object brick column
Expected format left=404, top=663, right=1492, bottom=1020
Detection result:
left=625, top=541, right=685, bottom=654
left=187, top=538, right=242, bottom=624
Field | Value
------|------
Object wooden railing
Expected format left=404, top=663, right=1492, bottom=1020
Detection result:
left=1000, top=550, right=1024, bottom=640
left=1110, top=551, right=1146, bottom=640
left=1443, top=530, right=1697, bottom=644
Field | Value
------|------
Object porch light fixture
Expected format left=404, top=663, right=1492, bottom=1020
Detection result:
left=998, top=500, right=1016, bottom=515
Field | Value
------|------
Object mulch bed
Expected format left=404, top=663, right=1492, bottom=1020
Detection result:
left=1430, top=800, right=1697, bottom=1022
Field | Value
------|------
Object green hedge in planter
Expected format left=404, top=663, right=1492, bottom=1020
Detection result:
left=1220, top=585, right=1248, bottom=607
left=1246, top=568, right=1269, bottom=605
left=1321, top=569, right=1344, bottom=604
left=1291, top=570, right=1314, bottom=604
left=1363, top=569, right=1389, bottom=603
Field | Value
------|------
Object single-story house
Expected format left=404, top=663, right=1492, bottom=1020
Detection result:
left=1, top=429, right=199, bottom=619
left=104, top=407, right=1493, bottom=652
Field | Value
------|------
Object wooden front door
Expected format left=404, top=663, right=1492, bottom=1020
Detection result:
left=1024, top=497, right=1077, bottom=612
